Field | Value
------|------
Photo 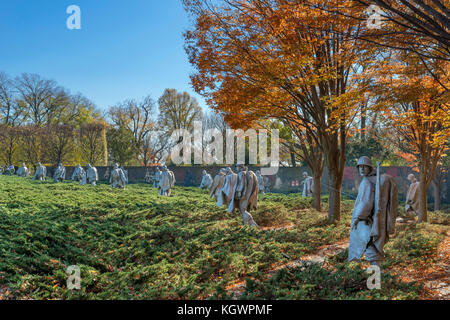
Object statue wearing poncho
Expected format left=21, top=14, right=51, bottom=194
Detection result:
left=158, top=165, right=175, bottom=196
left=302, top=172, right=314, bottom=197
left=71, top=164, right=85, bottom=183
left=152, top=167, right=161, bottom=188
left=110, top=163, right=127, bottom=189
left=348, top=156, right=398, bottom=267
left=405, top=174, right=420, bottom=216
left=210, top=168, right=226, bottom=204
left=220, top=164, right=259, bottom=227
left=200, top=170, right=213, bottom=189
left=85, top=164, right=99, bottom=186
left=17, top=163, right=29, bottom=177
left=53, top=163, right=66, bottom=182
left=33, top=162, right=47, bottom=181
left=120, top=166, right=128, bottom=184
left=256, top=170, right=266, bottom=194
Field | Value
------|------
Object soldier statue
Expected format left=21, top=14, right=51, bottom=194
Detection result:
left=85, top=164, right=99, bottom=186
left=110, top=163, right=127, bottom=189
left=348, top=156, right=398, bottom=268
left=256, top=170, right=266, bottom=194
left=53, top=163, right=66, bottom=182
left=120, top=166, right=129, bottom=184
left=200, top=170, right=213, bottom=190
left=210, top=168, right=227, bottom=204
left=32, top=162, right=47, bottom=181
left=144, top=168, right=152, bottom=184
left=17, top=163, right=29, bottom=177
left=405, top=173, right=420, bottom=216
left=220, top=163, right=259, bottom=227
left=302, top=171, right=314, bottom=197
left=158, top=165, right=175, bottom=196
left=152, top=167, right=162, bottom=188
left=71, top=164, right=85, bottom=183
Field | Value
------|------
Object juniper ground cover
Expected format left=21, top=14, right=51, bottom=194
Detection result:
left=0, top=176, right=448, bottom=300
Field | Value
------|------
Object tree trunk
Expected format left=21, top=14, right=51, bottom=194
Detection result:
left=327, top=167, right=343, bottom=222
left=417, top=172, right=428, bottom=223
left=290, top=148, right=296, bottom=167
left=432, top=180, right=441, bottom=211
left=312, top=173, right=321, bottom=211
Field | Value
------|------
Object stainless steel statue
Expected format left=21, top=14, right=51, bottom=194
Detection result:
left=144, top=168, right=152, bottom=184
left=200, top=170, right=213, bottom=189
left=17, top=163, right=29, bottom=177
left=158, top=165, right=175, bottom=196
left=405, top=173, right=420, bottom=216
left=32, top=162, right=47, bottom=181
left=71, top=164, right=85, bottom=183
left=210, top=168, right=227, bottom=204
left=152, top=167, right=161, bottom=188
left=53, top=163, right=66, bottom=182
left=256, top=170, right=266, bottom=194
left=302, top=172, right=314, bottom=197
left=110, top=163, right=127, bottom=189
left=84, top=164, right=99, bottom=186
left=104, top=167, right=110, bottom=181
left=348, top=156, right=398, bottom=267
left=220, top=164, right=259, bottom=227
left=120, top=166, right=129, bottom=184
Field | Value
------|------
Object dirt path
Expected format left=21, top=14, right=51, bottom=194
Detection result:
left=226, top=238, right=349, bottom=299
left=391, top=231, right=450, bottom=300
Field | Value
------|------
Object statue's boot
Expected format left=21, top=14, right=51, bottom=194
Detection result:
left=242, top=211, right=259, bottom=228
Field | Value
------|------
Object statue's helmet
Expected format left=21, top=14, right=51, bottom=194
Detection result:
left=356, top=156, right=373, bottom=169
left=407, top=173, right=416, bottom=181
left=87, top=163, right=91, bottom=168
left=303, top=171, right=308, bottom=176
left=202, top=170, right=207, bottom=175
left=256, top=170, right=261, bottom=175
left=114, top=163, right=119, bottom=169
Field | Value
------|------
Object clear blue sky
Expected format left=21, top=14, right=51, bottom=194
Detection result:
left=0, top=0, right=208, bottom=111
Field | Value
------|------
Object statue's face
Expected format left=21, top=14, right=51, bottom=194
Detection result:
left=408, top=174, right=415, bottom=182
left=303, top=173, right=307, bottom=178
left=114, top=164, right=118, bottom=169
left=358, top=165, right=371, bottom=177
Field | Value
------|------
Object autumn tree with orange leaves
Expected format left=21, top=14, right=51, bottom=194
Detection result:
left=371, top=51, right=449, bottom=222
left=184, top=0, right=374, bottom=222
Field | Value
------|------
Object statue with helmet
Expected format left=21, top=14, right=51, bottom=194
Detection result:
left=53, top=163, right=66, bottom=182
left=17, top=163, right=29, bottom=177
left=348, top=156, right=398, bottom=268
left=32, top=162, right=47, bottom=181
left=200, top=170, right=213, bottom=190
left=110, top=163, right=127, bottom=189
left=84, top=164, right=99, bottom=186
left=71, top=164, right=85, bottom=183
left=158, top=165, right=175, bottom=196
left=405, top=173, right=420, bottom=216
left=302, top=171, right=314, bottom=197
left=219, top=163, right=259, bottom=227
left=210, top=168, right=227, bottom=204
left=152, top=167, right=162, bottom=188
